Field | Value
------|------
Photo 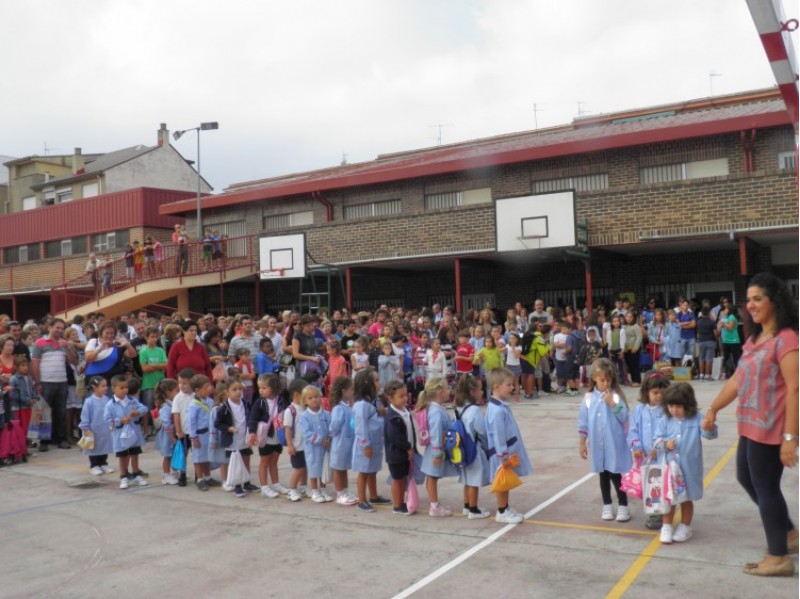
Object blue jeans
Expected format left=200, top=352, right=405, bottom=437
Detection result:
left=676, top=338, right=695, bottom=358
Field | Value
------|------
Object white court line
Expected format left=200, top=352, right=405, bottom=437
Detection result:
left=391, top=472, right=594, bottom=599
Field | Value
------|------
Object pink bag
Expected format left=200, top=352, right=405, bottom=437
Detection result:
left=405, top=459, right=419, bottom=514
left=620, top=456, right=643, bottom=499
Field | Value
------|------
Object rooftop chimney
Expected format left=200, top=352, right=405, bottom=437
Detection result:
left=72, top=147, right=83, bottom=174
left=158, top=123, right=170, bottom=147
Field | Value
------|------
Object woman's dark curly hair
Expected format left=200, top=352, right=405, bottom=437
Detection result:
left=746, top=272, right=798, bottom=341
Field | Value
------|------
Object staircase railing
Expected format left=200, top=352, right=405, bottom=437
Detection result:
left=51, top=235, right=256, bottom=314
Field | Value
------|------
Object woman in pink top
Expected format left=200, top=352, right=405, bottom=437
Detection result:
left=704, top=272, right=798, bottom=577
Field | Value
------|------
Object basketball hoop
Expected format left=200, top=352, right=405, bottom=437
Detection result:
left=258, top=268, right=286, bottom=280
left=517, top=234, right=545, bottom=250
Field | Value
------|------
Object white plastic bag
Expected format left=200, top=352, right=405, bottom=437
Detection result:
left=226, top=450, right=250, bottom=487
left=642, top=451, right=670, bottom=515
left=711, top=356, right=723, bottom=380
left=321, top=451, right=332, bottom=485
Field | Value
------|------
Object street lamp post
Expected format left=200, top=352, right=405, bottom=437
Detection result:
left=173, top=121, right=219, bottom=239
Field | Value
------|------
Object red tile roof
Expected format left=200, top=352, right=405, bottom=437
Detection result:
left=160, top=88, right=792, bottom=216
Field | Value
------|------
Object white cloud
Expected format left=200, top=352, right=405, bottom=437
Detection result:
left=0, top=0, right=795, bottom=192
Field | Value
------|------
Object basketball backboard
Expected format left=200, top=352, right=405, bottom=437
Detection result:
left=258, top=233, right=306, bottom=279
left=495, top=190, right=576, bottom=252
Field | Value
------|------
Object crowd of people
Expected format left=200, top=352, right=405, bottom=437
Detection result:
left=0, top=273, right=796, bottom=576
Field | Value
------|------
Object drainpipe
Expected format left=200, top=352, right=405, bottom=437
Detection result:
left=740, top=129, right=757, bottom=173
left=313, top=191, right=333, bottom=222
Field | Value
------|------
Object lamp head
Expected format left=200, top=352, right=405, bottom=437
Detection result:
left=200, top=122, right=219, bottom=131
left=173, top=130, right=184, bottom=141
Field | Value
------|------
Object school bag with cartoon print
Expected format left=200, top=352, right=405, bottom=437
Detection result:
left=415, top=408, right=431, bottom=447
left=445, top=405, right=478, bottom=467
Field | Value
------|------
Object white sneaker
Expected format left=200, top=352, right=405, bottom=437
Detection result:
left=131, top=475, right=148, bottom=487
left=616, top=505, right=631, bottom=522
left=90, top=466, right=104, bottom=476
left=101, top=465, right=115, bottom=474
left=311, top=490, right=326, bottom=503
left=261, top=485, right=279, bottom=498
left=222, top=482, right=235, bottom=492
left=162, top=474, right=179, bottom=485
left=660, top=524, right=673, bottom=544
left=672, top=523, right=693, bottom=542
left=298, top=485, right=311, bottom=498
left=336, top=493, right=358, bottom=506
left=601, top=504, right=615, bottom=521
left=272, top=483, right=290, bottom=495
left=495, top=509, right=524, bottom=524
left=288, top=489, right=302, bottom=502
left=463, top=508, right=470, bottom=516
left=321, top=489, right=334, bottom=502
left=119, top=477, right=129, bottom=489
left=468, top=508, right=491, bottom=520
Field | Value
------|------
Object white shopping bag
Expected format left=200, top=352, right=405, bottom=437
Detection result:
left=225, top=450, right=251, bottom=487
left=711, top=356, right=723, bottom=380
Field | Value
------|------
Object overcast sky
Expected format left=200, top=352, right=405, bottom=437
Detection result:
left=1, top=0, right=796, bottom=192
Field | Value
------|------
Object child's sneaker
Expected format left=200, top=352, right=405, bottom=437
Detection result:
left=660, top=524, right=674, bottom=544
left=393, top=504, right=411, bottom=516
left=233, top=485, right=246, bottom=498
left=261, top=485, right=279, bottom=499
left=287, top=489, right=302, bottom=502
left=468, top=508, right=491, bottom=520
left=131, top=475, right=149, bottom=487
left=616, top=505, right=631, bottom=522
left=672, top=523, right=693, bottom=542
left=272, top=483, right=290, bottom=495
left=222, top=482, right=235, bottom=492
left=428, top=504, right=452, bottom=517
left=119, top=477, right=129, bottom=490
left=370, top=496, right=392, bottom=505
left=298, top=484, right=310, bottom=497
left=311, top=490, right=326, bottom=503
left=196, top=479, right=209, bottom=492
left=336, top=493, right=358, bottom=506
left=357, top=501, right=375, bottom=512
left=539, top=390, right=549, bottom=397
left=601, top=504, right=615, bottom=521
left=162, top=473, right=179, bottom=485
left=100, top=465, right=115, bottom=474
left=645, top=515, right=663, bottom=530
left=134, top=469, right=149, bottom=478
left=243, top=482, right=260, bottom=492
left=90, top=466, right=104, bottom=476
left=320, top=489, right=334, bottom=502
left=204, top=477, right=221, bottom=487
left=495, top=509, right=523, bottom=524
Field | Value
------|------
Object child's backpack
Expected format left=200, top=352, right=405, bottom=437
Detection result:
left=276, top=404, right=297, bottom=446
left=415, top=408, right=431, bottom=447
left=520, top=332, right=535, bottom=355
left=445, top=405, right=478, bottom=467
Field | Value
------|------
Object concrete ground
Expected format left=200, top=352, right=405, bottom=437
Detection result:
left=1, top=380, right=797, bottom=599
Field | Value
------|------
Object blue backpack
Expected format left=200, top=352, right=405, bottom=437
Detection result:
left=445, top=404, right=478, bottom=467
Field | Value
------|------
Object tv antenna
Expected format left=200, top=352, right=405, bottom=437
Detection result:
left=430, top=122, right=453, bottom=146
left=43, top=141, right=60, bottom=155
left=709, top=70, right=722, bottom=96
left=533, top=103, right=545, bottom=129
left=577, top=101, right=591, bottom=117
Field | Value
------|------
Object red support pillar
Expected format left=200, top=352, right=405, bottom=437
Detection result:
left=739, top=236, right=748, bottom=275
left=454, top=258, right=462, bottom=314
left=11, top=295, right=17, bottom=321
left=345, top=267, right=352, bottom=313
left=584, top=261, right=593, bottom=314
left=254, top=274, right=261, bottom=316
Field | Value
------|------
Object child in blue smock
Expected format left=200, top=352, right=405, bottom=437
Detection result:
left=578, top=357, right=632, bottom=522
left=665, top=311, right=683, bottom=366
left=328, top=375, right=358, bottom=505
left=487, top=368, right=533, bottom=524
left=418, top=377, right=457, bottom=517
left=187, top=374, right=215, bottom=491
left=655, top=382, right=711, bottom=544
left=299, top=386, right=333, bottom=503
left=352, top=368, right=391, bottom=512
left=628, top=371, right=670, bottom=530
left=454, top=375, right=490, bottom=519
left=154, top=378, right=179, bottom=485
left=79, top=376, right=114, bottom=476
left=103, top=374, right=148, bottom=489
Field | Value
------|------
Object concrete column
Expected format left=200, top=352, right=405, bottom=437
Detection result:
left=176, top=288, right=190, bottom=318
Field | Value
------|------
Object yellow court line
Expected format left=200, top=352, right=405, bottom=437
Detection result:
left=526, top=519, right=658, bottom=537
left=605, top=440, right=739, bottom=599
left=26, top=458, right=93, bottom=474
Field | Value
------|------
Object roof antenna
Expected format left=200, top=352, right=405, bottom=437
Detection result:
left=430, top=122, right=453, bottom=146
left=533, top=103, right=545, bottom=129
left=577, top=101, right=590, bottom=117
left=341, top=151, right=348, bottom=166
left=709, top=70, right=722, bottom=96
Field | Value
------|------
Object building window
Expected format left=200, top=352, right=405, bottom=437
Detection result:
left=82, top=182, right=99, bottom=198
left=93, top=230, right=128, bottom=252
left=5, top=243, right=40, bottom=264
left=424, top=188, right=492, bottom=210
left=42, top=188, right=56, bottom=206
left=531, top=174, right=609, bottom=194
left=44, top=236, right=87, bottom=259
left=778, top=151, right=797, bottom=170
left=22, top=196, right=37, bottom=211
left=262, top=210, right=314, bottom=231
left=343, top=199, right=401, bottom=220
left=205, top=220, right=248, bottom=257
left=639, top=158, right=728, bottom=184
left=56, top=188, right=73, bottom=203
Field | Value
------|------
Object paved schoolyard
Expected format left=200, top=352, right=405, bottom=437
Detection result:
left=1, top=380, right=797, bottom=599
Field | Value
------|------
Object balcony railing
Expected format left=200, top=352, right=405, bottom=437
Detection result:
left=50, top=235, right=256, bottom=314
